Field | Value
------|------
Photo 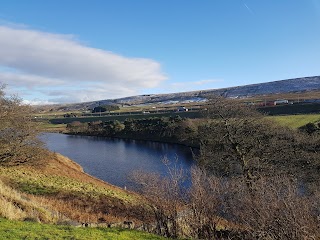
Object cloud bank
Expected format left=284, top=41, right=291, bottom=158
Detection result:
left=0, top=25, right=167, bottom=104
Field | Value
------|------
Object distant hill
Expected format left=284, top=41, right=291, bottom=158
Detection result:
left=39, top=76, right=320, bottom=111
left=208, top=76, right=320, bottom=98
left=110, top=76, right=320, bottom=105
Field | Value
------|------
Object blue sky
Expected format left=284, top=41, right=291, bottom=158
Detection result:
left=1, top=0, right=320, bottom=104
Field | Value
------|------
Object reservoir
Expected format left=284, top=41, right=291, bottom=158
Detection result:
left=40, top=133, right=195, bottom=188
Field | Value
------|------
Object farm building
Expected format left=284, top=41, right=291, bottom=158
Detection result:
left=274, top=99, right=289, bottom=105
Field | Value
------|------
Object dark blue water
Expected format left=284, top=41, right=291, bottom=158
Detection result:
left=40, top=133, right=195, bottom=188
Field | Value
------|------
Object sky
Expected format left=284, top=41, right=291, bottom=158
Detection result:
left=1, top=0, right=320, bottom=104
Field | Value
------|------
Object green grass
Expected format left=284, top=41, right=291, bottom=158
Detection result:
left=15, top=181, right=58, bottom=196
left=267, top=114, right=320, bottom=129
left=0, top=167, right=137, bottom=203
left=0, top=218, right=165, bottom=240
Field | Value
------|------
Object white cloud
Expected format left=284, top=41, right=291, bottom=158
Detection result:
left=22, top=99, right=58, bottom=105
left=0, top=71, right=63, bottom=88
left=0, top=25, right=167, bottom=103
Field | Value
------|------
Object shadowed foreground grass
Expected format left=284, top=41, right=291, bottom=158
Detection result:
left=0, top=218, right=166, bottom=240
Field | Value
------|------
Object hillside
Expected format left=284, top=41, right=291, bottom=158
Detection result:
left=37, top=76, right=320, bottom=112
left=0, top=152, right=151, bottom=228
left=111, top=76, right=320, bottom=105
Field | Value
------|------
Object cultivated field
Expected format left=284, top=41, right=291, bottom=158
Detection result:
left=268, top=114, right=320, bottom=129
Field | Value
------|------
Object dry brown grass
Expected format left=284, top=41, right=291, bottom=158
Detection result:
left=0, top=179, right=59, bottom=222
left=0, top=180, right=27, bottom=220
left=0, top=152, right=150, bottom=226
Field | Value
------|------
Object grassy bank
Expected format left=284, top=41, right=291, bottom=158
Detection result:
left=0, top=218, right=165, bottom=240
left=0, top=153, right=170, bottom=239
left=0, top=152, right=151, bottom=227
left=39, top=123, right=67, bottom=132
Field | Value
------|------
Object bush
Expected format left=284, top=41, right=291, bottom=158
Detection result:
left=92, top=105, right=120, bottom=113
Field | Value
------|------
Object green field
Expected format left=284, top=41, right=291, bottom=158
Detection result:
left=0, top=218, right=165, bottom=240
left=268, top=114, right=320, bottom=129
left=258, top=103, right=320, bottom=115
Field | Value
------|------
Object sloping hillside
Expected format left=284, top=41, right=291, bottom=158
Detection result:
left=37, top=76, right=320, bottom=111
left=208, top=76, right=320, bottom=98
left=112, top=76, right=320, bottom=104
left=0, top=152, right=150, bottom=226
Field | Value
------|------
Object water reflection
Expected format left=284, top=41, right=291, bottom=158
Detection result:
left=40, top=133, right=195, bottom=188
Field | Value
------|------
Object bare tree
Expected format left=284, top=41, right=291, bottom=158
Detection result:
left=225, top=175, right=320, bottom=240
left=198, top=96, right=311, bottom=190
left=186, top=166, right=227, bottom=239
left=0, top=85, right=44, bottom=165
left=66, top=121, right=88, bottom=134
left=187, top=168, right=320, bottom=239
left=129, top=157, right=187, bottom=238
left=130, top=163, right=319, bottom=239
